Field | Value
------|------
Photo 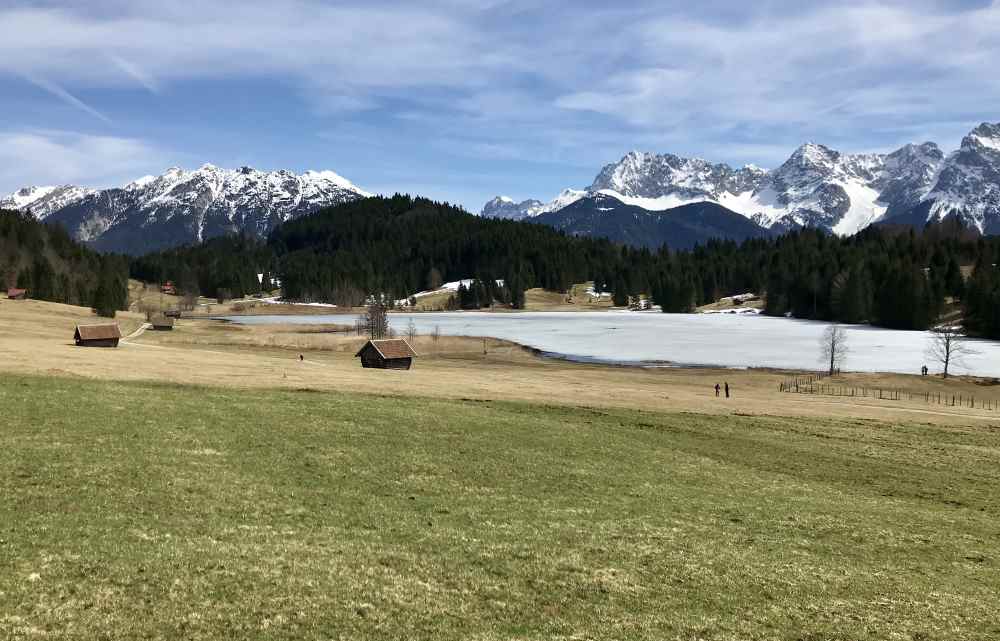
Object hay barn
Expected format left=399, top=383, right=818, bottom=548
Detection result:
left=150, top=315, right=175, bottom=331
left=74, top=323, right=122, bottom=348
left=355, top=339, right=417, bottom=370
left=7, top=288, right=27, bottom=300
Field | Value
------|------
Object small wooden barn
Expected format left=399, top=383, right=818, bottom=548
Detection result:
left=74, top=323, right=122, bottom=348
left=7, top=287, right=27, bottom=300
left=355, top=338, right=418, bottom=370
left=150, top=315, right=175, bottom=331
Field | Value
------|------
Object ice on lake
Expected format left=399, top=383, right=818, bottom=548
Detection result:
left=222, top=311, right=1000, bottom=377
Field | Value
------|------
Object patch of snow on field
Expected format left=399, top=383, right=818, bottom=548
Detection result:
left=397, top=279, right=506, bottom=306
left=258, top=296, right=338, bottom=308
left=701, top=307, right=761, bottom=315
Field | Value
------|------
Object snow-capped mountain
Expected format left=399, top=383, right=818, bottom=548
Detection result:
left=912, top=123, right=1000, bottom=235
left=482, top=122, right=1000, bottom=237
left=481, top=196, right=544, bottom=221
left=0, top=185, right=95, bottom=219
left=2, top=165, right=370, bottom=253
left=481, top=190, right=588, bottom=220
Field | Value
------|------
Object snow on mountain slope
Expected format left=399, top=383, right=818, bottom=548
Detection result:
left=0, top=185, right=95, bottom=219
left=481, top=189, right=588, bottom=220
left=5, top=165, right=371, bottom=253
left=481, top=195, right=544, bottom=220
left=482, top=124, right=1000, bottom=236
left=919, top=123, right=1000, bottom=234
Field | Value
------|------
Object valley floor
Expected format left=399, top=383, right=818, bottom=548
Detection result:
left=3, top=298, right=999, bottom=425
left=2, top=299, right=1000, bottom=639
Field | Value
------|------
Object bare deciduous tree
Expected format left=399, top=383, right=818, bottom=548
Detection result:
left=432, top=325, right=441, bottom=342
left=926, top=326, right=975, bottom=378
left=363, top=300, right=390, bottom=339
left=406, top=317, right=417, bottom=341
left=819, top=325, right=849, bottom=375
left=180, top=293, right=199, bottom=312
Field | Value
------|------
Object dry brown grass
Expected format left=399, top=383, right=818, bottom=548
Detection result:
left=127, top=279, right=182, bottom=313
left=696, top=296, right=765, bottom=313
left=3, top=298, right=999, bottom=426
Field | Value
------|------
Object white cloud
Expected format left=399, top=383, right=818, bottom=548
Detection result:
left=557, top=2, right=1000, bottom=139
left=0, top=0, right=998, bottom=207
left=0, top=130, right=168, bottom=192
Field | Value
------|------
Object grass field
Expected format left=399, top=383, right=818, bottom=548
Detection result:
left=2, top=374, right=999, bottom=640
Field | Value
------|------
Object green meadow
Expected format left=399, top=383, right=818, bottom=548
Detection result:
left=1, top=374, right=999, bottom=640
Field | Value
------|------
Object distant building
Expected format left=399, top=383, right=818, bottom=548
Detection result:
left=74, top=323, right=122, bottom=348
left=7, top=287, right=27, bottom=300
left=161, top=281, right=177, bottom=295
left=150, top=315, right=175, bottom=331
left=355, top=338, right=418, bottom=370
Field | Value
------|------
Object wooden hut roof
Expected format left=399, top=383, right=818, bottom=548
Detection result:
left=75, top=323, right=122, bottom=341
left=355, top=338, right=418, bottom=359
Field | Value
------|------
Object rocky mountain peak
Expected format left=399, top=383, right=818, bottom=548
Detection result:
left=482, top=121, right=1000, bottom=237
left=3, top=164, right=370, bottom=253
left=962, top=122, right=1000, bottom=155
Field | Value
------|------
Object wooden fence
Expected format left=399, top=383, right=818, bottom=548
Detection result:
left=779, top=377, right=999, bottom=411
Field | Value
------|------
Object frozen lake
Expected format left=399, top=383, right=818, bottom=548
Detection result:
left=221, top=311, right=1000, bottom=377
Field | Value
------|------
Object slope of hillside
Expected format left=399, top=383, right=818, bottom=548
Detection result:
left=533, top=192, right=773, bottom=249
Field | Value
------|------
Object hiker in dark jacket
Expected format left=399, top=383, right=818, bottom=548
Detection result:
left=724, top=382, right=730, bottom=398
left=714, top=383, right=720, bottom=397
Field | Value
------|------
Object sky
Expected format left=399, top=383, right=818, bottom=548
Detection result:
left=1, top=0, right=998, bottom=212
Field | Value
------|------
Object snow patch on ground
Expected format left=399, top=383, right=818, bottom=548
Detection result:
left=258, top=297, right=338, bottom=308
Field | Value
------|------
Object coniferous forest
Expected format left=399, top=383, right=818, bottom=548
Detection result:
left=1, top=208, right=128, bottom=316
left=127, top=196, right=1000, bottom=339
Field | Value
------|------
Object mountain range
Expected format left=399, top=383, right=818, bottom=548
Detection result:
left=483, top=122, right=1000, bottom=238
left=1, top=165, right=369, bottom=254
left=3, top=122, right=998, bottom=255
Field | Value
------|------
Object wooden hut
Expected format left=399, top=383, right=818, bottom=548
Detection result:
left=7, top=287, right=26, bottom=300
left=150, top=315, right=175, bottom=331
left=74, top=323, right=122, bottom=348
left=355, top=339, right=417, bottom=370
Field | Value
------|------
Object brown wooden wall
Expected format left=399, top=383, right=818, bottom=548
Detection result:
left=76, top=338, right=120, bottom=348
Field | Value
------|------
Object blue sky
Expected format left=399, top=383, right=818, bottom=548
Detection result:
left=1, top=0, right=997, bottom=212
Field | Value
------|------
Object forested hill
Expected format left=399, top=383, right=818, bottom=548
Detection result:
left=1, top=208, right=128, bottom=315
left=131, top=195, right=624, bottom=306
left=130, top=196, right=1000, bottom=339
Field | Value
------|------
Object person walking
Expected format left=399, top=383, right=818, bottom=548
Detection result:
left=724, top=382, right=730, bottom=398
left=715, top=383, right=720, bottom=397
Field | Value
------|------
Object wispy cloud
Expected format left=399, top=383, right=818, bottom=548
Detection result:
left=107, top=54, right=159, bottom=93
left=0, top=129, right=168, bottom=190
left=22, top=74, right=112, bottom=124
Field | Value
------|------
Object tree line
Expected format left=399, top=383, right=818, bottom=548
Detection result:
left=1, top=209, right=128, bottom=316
left=126, top=197, right=1000, bottom=339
